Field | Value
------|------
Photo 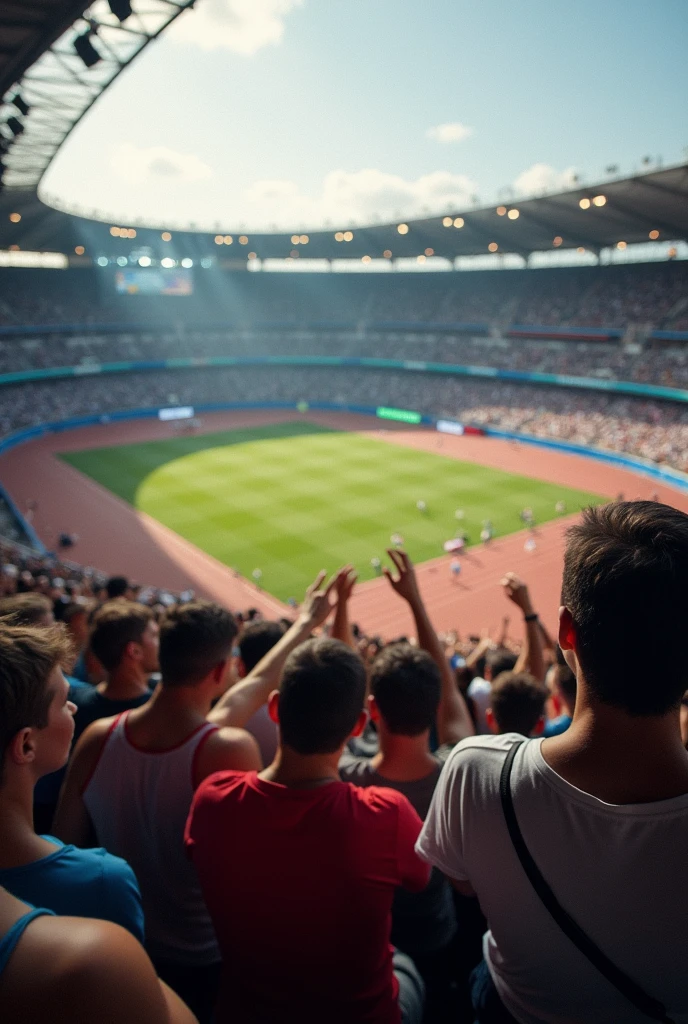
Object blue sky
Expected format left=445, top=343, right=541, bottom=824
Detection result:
left=41, top=0, right=688, bottom=230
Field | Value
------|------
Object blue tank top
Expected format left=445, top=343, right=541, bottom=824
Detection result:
left=0, top=908, right=54, bottom=976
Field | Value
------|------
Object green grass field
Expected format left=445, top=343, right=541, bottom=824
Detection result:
left=60, top=421, right=603, bottom=601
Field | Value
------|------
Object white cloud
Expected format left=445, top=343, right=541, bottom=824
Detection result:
left=512, top=162, right=578, bottom=196
left=243, top=167, right=477, bottom=227
left=426, top=122, right=473, bottom=144
left=110, top=144, right=213, bottom=185
left=167, top=0, right=303, bottom=54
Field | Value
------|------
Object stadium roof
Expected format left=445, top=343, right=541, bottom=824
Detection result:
left=0, top=0, right=193, bottom=190
left=1, top=164, right=686, bottom=265
left=0, top=2, right=686, bottom=264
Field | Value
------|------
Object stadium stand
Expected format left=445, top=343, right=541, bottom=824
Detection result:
left=1, top=2, right=687, bottom=1019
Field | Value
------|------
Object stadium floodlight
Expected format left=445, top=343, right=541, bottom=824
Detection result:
left=160, top=257, right=175, bottom=268
left=74, top=31, right=102, bottom=68
left=109, top=0, right=133, bottom=21
left=11, top=94, right=30, bottom=116
left=96, top=256, right=109, bottom=266
left=181, top=257, right=193, bottom=268
left=138, top=256, right=152, bottom=267
left=116, top=256, right=128, bottom=266
left=7, top=117, right=24, bottom=137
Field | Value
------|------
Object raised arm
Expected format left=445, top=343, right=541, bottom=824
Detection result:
left=501, top=572, right=545, bottom=682
left=383, top=549, right=474, bottom=746
left=208, top=569, right=341, bottom=729
left=330, top=564, right=358, bottom=649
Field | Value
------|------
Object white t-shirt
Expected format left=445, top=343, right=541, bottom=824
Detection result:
left=416, top=734, right=688, bottom=1024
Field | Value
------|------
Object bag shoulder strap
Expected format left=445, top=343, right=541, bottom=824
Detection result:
left=500, top=740, right=675, bottom=1024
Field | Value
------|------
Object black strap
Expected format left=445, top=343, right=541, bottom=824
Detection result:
left=500, top=741, right=675, bottom=1024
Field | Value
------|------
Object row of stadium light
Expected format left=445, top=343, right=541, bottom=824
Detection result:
left=94, top=255, right=213, bottom=268
left=4, top=212, right=664, bottom=258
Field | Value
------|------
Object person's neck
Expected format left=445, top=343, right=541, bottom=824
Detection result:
left=260, top=745, right=341, bottom=788
left=99, top=663, right=150, bottom=701
left=0, top=779, right=59, bottom=869
left=126, top=683, right=211, bottom=747
left=541, top=697, right=688, bottom=804
left=372, top=727, right=437, bottom=781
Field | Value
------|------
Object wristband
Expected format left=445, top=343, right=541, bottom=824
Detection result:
left=524, top=612, right=538, bottom=622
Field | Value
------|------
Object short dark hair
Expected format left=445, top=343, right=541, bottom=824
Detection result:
left=486, top=648, right=517, bottom=679
left=0, top=622, right=72, bottom=777
left=238, top=620, right=287, bottom=673
left=490, top=671, right=548, bottom=736
left=0, top=592, right=52, bottom=626
left=106, top=576, right=129, bottom=599
left=90, top=601, right=153, bottom=672
left=278, top=638, right=366, bottom=755
left=159, top=601, right=238, bottom=686
left=370, top=644, right=441, bottom=736
left=562, top=501, right=688, bottom=715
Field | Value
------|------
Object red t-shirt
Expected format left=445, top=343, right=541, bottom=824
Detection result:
left=185, top=770, right=430, bottom=1024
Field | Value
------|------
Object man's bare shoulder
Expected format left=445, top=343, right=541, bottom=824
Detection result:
left=0, top=916, right=183, bottom=1024
left=194, top=725, right=262, bottom=784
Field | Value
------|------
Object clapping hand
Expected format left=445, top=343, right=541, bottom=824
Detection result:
left=383, top=548, right=421, bottom=607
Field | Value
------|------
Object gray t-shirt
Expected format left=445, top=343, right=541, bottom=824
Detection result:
left=339, top=746, right=457, bottom=954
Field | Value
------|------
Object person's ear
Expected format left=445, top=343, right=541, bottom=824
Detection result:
left=533, top=716, right=545, bottom=736
left=558, top=607, right=576, bottom=651
left=267, top=690, right=280, bottom=724
left=485, top=707, right=498, bottom=734
left=8, top=727, right=37, bottom=768
left=367, top=694, right=380, bottom=722
left=212, top=659, right=226, bottom=681
left=126, top=639, right=142, bottom=663
left=350, top=709, right=368, bottom=738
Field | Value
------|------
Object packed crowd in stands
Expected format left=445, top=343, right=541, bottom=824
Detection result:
left=1, top=327, right=688, bottom=388
left=2, top=366, right=688, bottom=472
left=0, top=259, right=686, bottom=331
left=0, top=499, right=687, bottom=1024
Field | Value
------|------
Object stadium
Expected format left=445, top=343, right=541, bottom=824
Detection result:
left=0, top=3, right=687, bottom=1024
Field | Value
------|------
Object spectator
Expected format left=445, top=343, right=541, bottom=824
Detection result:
left=543, top=656, right=577, bottom=737
left=70, top=600, right=159, bottom=744
left=235, top=619, right=287, bottom=765
left=106, top=575, right=132, bottom=600
left=55, top=602, right=261, bottom=1024
left=55, top=599, right=92, bottom=681
left=0, top=622, right=143, bottom=941
left=338, top=549, right=474, bottom=1017
left=0, top=887, right=196, bottom=1024
left=186, top=571, right=429, bottom=1024
left=466, top=648, right=518, bottom=734
left=417, top=500, right=688, bottom=1023
left=485, top=671, right=548, bottom=736
left=0, top=592, right=91, bottom=831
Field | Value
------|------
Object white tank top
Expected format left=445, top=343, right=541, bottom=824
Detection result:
left=83, top=711, right=220, bottom=965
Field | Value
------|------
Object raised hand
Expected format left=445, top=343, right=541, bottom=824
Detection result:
left=501, top=572, right=535, bottom=616
left=299, top=569, right=339, bottom=630
left=383, top=548, right=421, bottom=607
left=334, top=564, right=358, bottom=604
